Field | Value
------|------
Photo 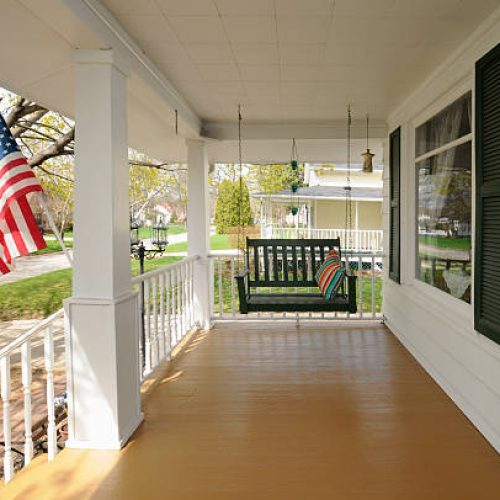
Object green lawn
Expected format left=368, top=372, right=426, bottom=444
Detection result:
left=418, top=235, right=470, bottom=251
left=0, top=256, right=182, bottom=321
left=213, top=266, right=383, bottom=315
left=138, top=224, right=186, bottom=240
left=165, top=234, right=232, bottom=253
left=34, top=238, right=74, bottom=255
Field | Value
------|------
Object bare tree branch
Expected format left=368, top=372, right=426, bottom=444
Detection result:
left=28, top=128, right=75, bottom=168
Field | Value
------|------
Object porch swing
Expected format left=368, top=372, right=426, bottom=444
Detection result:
left=235, top=106, right=357, bottom=315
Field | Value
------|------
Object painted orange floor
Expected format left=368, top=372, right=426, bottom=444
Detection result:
left=2, top=322, right=500, bottom=499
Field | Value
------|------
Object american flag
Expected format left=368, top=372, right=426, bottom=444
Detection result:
left=0, top=112, right=46, bottom=275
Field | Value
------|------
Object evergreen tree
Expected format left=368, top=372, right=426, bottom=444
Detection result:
left=214, top=178, right=253, bottom=234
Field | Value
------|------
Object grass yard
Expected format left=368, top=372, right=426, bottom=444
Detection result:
left=34, top=236, right=74, bottom=255
left=213, top=267, right=383, bottom=316
left=0, top=256, right=182, bottom=321
left=138, top=224, right=186, bottom=240
left=165, top=234, right=232, bottom=253
left=418, top=235, right=470, bottom=251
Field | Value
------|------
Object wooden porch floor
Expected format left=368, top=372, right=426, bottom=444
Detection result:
left=2, top=322, right=500, bottom=499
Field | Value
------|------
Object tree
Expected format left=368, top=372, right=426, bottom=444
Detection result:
left=214, top=179, right=253, bottom=234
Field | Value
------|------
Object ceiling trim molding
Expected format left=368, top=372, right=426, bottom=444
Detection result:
left=202, top=120, right=388, bottom=141
left=64, top=0, right=201, bottom=135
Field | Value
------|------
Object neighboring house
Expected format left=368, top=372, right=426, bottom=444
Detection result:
left=253, top=164, right=383, bottom=250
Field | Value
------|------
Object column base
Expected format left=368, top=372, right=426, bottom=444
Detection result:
left=64, top=291, right=142, bottom=450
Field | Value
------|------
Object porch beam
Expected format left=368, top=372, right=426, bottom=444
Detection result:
left=64, top=48, right=143, bottom=450
left=202, top=120, right=387, bottom=141
left=64, top=0, right=201, bottom=137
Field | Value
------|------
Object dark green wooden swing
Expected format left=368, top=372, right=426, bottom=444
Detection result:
left=234, top=106, right=358, bottom=315
left=236, top=238, right=357, bottom=314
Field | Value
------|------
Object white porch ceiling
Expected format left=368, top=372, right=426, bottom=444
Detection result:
left=0, top=0, right=498, bottom=163
left=102, top=0, right=499, bottom=123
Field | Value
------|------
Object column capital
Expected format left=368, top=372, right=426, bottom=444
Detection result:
left=73, top=48, right=131, bottom=77
left=186, top=137, right=211, bottom=148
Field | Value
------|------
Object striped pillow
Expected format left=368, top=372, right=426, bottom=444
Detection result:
left=315, top=249, right=345, bottom=299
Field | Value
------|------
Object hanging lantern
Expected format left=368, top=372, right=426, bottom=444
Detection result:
left=151, top=217, right=168, bottom=252
left=130, top=217, right=141, bottom=249
left=291, top=207, right=299, bottom=216
left=291, top=159, right=298, bottom=170
left=361, top=113, right=375, bottom=173
left=291, top=182, right=299, bottom=193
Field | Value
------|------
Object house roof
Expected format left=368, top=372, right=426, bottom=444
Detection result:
left=252, top=185, right=383, bottom=202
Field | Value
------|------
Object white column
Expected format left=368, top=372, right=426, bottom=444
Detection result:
left=64, top=49, right=142, bottom=450
left=187, top=139, right=212, bottom=330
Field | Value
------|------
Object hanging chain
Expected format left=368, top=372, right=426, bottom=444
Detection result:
left=237, top=104, right=243, bottom=270
left=344, top=105, right=353, bottom=274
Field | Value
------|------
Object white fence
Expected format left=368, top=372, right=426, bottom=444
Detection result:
left=266, top=227, right=383, bottom=252
left=0, top=256, right=200, bottom=484
left=210, top=251, right=383, bottom=321
left=132, top=255, right=199, bottom=381
left=0, top=308, right=65, bottom=483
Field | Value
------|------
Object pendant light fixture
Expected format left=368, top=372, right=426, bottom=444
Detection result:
left=361, top=114, right=375, bottom=173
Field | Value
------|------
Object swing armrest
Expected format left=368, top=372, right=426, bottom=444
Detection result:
left=235, top=269, right=250, bottom=314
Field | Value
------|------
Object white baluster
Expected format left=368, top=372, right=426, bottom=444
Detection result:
left=21, top=341, right=33, bottom=466
left=183, top=264, right=189, bottom=335
left=44, top=326, right=57, bottom=461
left=358, top=256, right=364, bottom=319
left=188, top=261, right=194, bottom=329
left=218, top=258, right=223, bottom=318
left=231, top=257, right=236, bottom=318
left=371, top=255, right=376, bottom=319
left=166, top=271, right=172, bottom=357
left=152, top=276, right=159, bottom=368
left=1, top=356, right=13, bottom=482
left=144, top=280, right=151, bottom=374
left=171, top=269, right=178, bottom=346
left=159, top=273, right=166, bottom=361
left=177, top=266, right=184, bottom=339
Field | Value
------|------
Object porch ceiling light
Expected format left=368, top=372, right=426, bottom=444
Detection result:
left=361, top=114, right=374, bottom=173
left=151, top=217, right=168, bottom=252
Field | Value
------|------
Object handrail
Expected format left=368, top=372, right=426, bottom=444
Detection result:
left=0, top=307, right=64, bottom=359
left=131, top=254, right=200, bottom=285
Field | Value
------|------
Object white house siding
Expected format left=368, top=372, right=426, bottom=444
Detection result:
left=384, top=9, right=500, bottom=452
left=315, top=200, right=382, bottom=230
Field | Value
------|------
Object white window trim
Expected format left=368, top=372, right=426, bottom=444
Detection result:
left=415, top=132, right=473, bottom=164
left=407, top=85, right=474, bottom=307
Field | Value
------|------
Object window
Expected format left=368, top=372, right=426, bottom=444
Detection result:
left=415, top=92, right=472, bottom=302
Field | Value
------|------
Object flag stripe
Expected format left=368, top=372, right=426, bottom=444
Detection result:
left=17, top=196, right=45, bottom=250
left=0, top=113, right=45, bottom=275
left=4, top=201, right=29, bottom=255
left=0, top=181, right=43, bottom=220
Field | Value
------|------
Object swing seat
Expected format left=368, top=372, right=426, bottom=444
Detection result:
left=236, top=238, right=357, bottom=314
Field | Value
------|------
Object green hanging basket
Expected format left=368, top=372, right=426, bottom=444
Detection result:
left=291, top=183, right=298, bottom=193
left=291, top=207, right=299, bottom=216
left=291, top=160, right=298, bottom=170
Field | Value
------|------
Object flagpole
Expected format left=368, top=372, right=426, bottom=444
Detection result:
left=38, top=192, right=73, bottom=267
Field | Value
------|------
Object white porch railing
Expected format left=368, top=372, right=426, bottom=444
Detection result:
left=265, top=227, right=383, bottom=252
left=0, top=308, right=65, bottom=483
left=132, top=255, right=199, bottom=381
left=210, top=251, right=383, bottom=321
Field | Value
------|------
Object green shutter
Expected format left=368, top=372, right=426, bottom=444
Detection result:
left=475, top=43, right=500, bottom=344
left=389, top=127, right=401, bottom=283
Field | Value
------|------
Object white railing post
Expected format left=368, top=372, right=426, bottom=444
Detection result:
left=21, top=341, right=33, bottom=466
left=1, top=356, right=13, bottom=483
left=44, top=325, right=57, bottom=461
